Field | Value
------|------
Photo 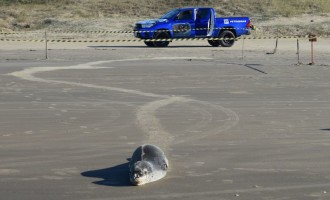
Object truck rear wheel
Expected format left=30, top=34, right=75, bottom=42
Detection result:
left=219, top=30, right=235, bottom=47
left=153, top=31, right=170, bottom=47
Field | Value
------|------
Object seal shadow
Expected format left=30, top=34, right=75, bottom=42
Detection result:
left=81, top=161, right=132, bottom=187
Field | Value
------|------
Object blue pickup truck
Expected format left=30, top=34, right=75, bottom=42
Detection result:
left=134, top=7, right=254, bottom=47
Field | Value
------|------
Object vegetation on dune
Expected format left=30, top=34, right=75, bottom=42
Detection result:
left=1, top=0, right=330, bottom=17
left=0, top=0, right=329, bottom=32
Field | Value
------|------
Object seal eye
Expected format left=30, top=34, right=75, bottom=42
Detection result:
left=162, top=163, right=168, bottom=170
left=134, top=170, right=143, bottom=177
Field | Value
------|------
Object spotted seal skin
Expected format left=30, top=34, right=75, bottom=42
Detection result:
left=129, top=144, right=169, bottom=186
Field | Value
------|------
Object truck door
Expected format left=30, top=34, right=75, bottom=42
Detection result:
left=195, top=8, right=215, bottom=37
left=172, top=8, right=195, bottom=38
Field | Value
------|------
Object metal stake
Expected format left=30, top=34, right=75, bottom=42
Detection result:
left=296, top=39, right=301, bottom=65
left=310, top=40, right=314, bottom=65
left=266, top=37, right=278, bottom=55
left=241, top=37, right=245, bottom=60
left=45, top=31, right=48, bottom=60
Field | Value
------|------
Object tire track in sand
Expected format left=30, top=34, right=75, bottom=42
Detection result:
left=7, top=57, right=239, bottom=150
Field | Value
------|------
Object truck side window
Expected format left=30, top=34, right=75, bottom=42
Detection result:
left=197, top=9, right=211, bottom=20
left=177, top=10, right=193, bottom=20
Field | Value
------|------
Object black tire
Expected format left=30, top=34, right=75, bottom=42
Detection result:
left=219, top=30, right=235, bottom=47
left=208, top=39, right=220, bottom=47
left=153, top=31, right=170, bottom=47
left=144, top=41, right=155, bottom=47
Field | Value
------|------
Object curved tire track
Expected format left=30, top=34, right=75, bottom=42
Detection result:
left=7, top=57, right=239, bottom=150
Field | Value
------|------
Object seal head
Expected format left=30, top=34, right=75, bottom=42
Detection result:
left=129, top=144, right=169, bottom=186
left=130, top=160, right=152, bottom=186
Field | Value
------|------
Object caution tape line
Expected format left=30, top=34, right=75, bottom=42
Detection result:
left=0, top=27, right=249, bottom=35
left=52, top=27, right=250, bottom=34
left=0, top=36, right=327, bottom=43
left=0, top=32, right=20, bottom=35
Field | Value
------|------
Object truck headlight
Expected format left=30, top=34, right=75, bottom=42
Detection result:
left=141, top=23, right=155, bottom=28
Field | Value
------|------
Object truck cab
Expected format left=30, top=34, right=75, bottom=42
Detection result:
left=134, top=7, right=253, bottom=47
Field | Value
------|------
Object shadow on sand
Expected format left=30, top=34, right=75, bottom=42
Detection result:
left=88, top=45, right=212, bottom=49
left=81, top=162, right=132, bottom=187
left=320, top=129, right=330, bottom=131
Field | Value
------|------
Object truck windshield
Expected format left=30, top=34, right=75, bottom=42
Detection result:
left=160, top=9, right=180, bottom=19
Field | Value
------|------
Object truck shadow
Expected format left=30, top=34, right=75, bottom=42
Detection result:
left=81, top=162, right=132, bottom=187
left=89, top=45, right=213, bottom=49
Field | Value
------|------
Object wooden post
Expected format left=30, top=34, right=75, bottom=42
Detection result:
left=311, top=40, right=314, bottom=65
left=309, top=34, right=317, bottom=65
left=296, top=39, right=301, bottom=65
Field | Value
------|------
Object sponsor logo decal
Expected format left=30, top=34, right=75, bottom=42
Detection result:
left=230, top=20, right=247, bottom=23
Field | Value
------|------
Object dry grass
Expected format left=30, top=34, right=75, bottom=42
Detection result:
left=1, top=0, right=330, bottom=16
left=270, top=0, right=330, bottom=16
left=0, top=0, right=329, bottom=33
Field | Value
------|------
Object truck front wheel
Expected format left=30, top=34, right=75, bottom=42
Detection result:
left=219, top=30, right=235, bottom=47
left=144, top=41, right=155, bottom=47
left=153, top=31, right=170, bottom=47
left=208, top=39, right=220, bottom=47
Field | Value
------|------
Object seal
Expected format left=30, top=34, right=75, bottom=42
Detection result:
left=129, top=144, right=169, bottom=186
